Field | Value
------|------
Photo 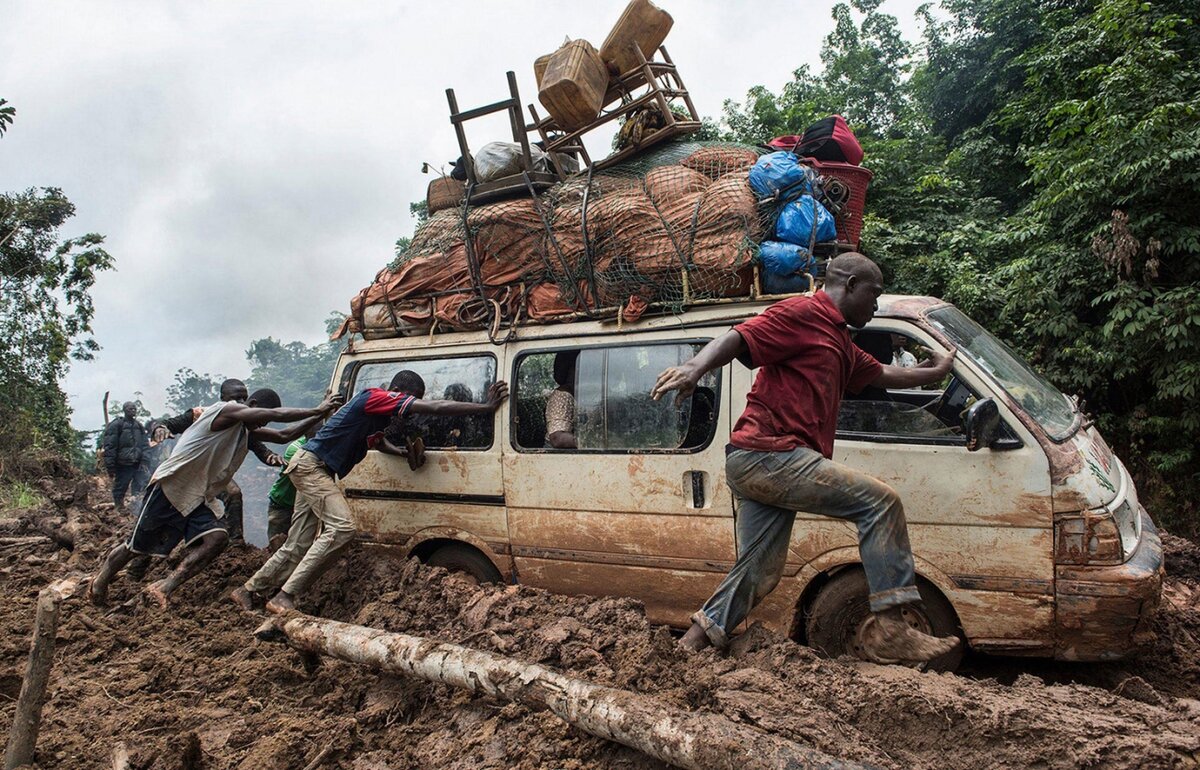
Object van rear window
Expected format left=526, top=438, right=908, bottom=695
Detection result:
left=513, top=343, right=719, bottom=453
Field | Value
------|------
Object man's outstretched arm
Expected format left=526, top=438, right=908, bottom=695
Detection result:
left=251, top=413, right=326, bottom=446
left=650, top=330, right=747, bottom=406
left=212, top=393, right=342, bottom=432
left=406, top=382, right=509, bottom=417
left=872, top=348, right=956, bottom=389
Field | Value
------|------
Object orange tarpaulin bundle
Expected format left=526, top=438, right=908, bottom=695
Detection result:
left=339, top=142, right=771, bottom=340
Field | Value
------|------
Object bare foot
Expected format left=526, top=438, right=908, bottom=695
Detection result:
left=229, top=587, right=256, bottom=612
left=265, top=591, right=295, bottom=615
left=679, top=621, right=712, bottom=653
left=143, top=581, right=170, bottom=611
left=860, top=608, right=959, bottom=664
left=86, top=577, right=108, bottom=608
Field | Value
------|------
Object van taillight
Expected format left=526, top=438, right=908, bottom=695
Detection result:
left=1055, top=511, right=1124, bottom=565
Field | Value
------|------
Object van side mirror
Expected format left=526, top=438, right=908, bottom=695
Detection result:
left=964, top=398, right=1001, bottom=452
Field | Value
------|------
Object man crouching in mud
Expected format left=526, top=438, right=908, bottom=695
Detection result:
left=88, top=380, right=341, bottom=610
left=651, top=253, right=961, bottom=664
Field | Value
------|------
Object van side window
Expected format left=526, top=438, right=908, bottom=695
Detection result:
left=352, top=355, right=496, bottom=449
left=514, top=343, right=720, bottom=452
left=838, top=330, right=968, bottom=442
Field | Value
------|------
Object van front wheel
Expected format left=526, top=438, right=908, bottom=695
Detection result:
left=804, top=568, right=963, bottom=672
left=425, top=543, right=503, bottom=585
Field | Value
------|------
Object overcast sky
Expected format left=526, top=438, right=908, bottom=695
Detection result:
left=1, top=0, right=929, bottom=431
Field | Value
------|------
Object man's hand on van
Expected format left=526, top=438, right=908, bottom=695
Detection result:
left=651, top=364, right=699, bottom=407
left=652, top=331, right=746, bottom=406
left=920, top=347, right=956, bottom=378
left=874, top=347, right=957, bottom=390
left=485, top=381, right=509, bottom=410
left=318, top=392, right=344, bottom=415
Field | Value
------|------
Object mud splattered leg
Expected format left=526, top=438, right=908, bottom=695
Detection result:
left=88, top=544, right=135, bottom=607
left=144, top=531, right=228, bottom=610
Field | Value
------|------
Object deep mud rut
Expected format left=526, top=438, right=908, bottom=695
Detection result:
left=1, top=475, right=1199, bottom=769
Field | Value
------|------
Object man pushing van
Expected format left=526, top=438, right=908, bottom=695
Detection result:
left=651, top=253, right=961, bottom=664
left=232, top=370, right=509, bottom=615
left=88, top=380, right=341, bottom=609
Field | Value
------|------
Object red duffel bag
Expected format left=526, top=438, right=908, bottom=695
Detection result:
left=770, top=115, right=864, bottom=166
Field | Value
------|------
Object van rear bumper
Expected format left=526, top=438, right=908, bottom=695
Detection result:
left=1054, top=508, right=1163, bottom=661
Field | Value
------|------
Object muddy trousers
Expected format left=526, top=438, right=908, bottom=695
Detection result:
left=692, top=447, right=922, bottom=648
left=243, top=450, right=356, bottom=597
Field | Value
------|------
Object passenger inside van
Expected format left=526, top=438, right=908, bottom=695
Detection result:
left=846, top=331, right=895, bottom=403
left=545, top=350, right=578, bottom=449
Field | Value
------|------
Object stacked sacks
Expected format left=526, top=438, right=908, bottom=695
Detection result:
left=681, top=145, right=759, bottom=180
left=749, top=150, right=835, bottom=293
left=688, top=173, right=758, bottom=296
left=340, top=142, right=770, bottom=339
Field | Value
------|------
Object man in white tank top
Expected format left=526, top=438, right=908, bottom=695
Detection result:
left=88, top=379, right=341, bottom=609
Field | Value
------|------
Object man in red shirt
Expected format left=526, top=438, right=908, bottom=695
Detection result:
left=651, top=253, right=960, bottom=663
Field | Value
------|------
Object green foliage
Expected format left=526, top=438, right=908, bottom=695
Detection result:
left=715, top=0, right=1200, bottom=533
left=0, top=99, right=14, bottom=138
left=0, top=480, right=46, bottom=512
left=719, top=0, right=914, bottom=143
left=164, top=368, right=224, bottom=414
left=0, top=187, right=112, bottom=467
left=994, top=0, right=1200, bottom=528
left=244, top=326, right=342, bottom=411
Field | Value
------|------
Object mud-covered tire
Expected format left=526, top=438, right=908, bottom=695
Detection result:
left=804, top=568, right=964, bottom=672
left=425, top=543, right=503, bottom=585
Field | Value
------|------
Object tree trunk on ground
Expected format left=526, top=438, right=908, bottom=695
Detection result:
left=269, top=612, right=875, bottom=770
left=3, top=577, right=79, bottom=770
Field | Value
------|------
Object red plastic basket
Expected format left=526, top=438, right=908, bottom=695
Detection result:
left=803, top=159, right=873, bottom=247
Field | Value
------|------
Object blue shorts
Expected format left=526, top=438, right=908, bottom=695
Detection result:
left=127, top=484, right=226, bottom=557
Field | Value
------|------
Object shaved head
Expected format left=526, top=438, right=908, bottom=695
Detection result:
left=822, top=252, right=885, bottom=328
left=825, top=253, right=882, bottom=288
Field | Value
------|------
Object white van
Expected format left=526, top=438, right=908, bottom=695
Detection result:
left=330, top=294, right=1163, bottom=665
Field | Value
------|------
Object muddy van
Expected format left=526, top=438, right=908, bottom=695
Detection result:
left=330, top=294, right=1163, bottom=664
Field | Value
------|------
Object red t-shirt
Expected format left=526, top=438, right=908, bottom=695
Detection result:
left=730, top=292, right=882, bottom=458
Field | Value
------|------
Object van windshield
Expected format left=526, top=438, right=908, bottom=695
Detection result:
left=926, top=306, right=1078, bottom=440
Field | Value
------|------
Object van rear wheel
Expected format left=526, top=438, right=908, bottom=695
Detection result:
left=804, top=568, right=963, bottom=672
left=425, top=543, right=503, bottom=585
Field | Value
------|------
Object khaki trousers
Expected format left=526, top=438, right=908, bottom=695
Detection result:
left=244, top=449, right=356, bottom=597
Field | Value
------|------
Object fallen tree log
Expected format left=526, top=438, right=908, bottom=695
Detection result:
left=265, top=612, right=875, bottom=770
left=3, top=577, right=80, bottom=770
left=0, top=536, right=51, bottom=547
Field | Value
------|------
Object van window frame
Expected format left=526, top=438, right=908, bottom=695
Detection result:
left=510, top=338, right=721, bottom=455
left=835, top=326, right=997, bottom=448
left=348, top=351, right=500, bottom=452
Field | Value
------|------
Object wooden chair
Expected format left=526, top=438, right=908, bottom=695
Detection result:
left=446, top=71, right=561, bottom=205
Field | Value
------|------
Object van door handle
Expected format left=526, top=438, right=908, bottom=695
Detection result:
left=690, top=470, right=706, bottom=508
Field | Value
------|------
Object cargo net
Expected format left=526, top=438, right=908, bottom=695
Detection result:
left=344, top=141, right=801, bottom=340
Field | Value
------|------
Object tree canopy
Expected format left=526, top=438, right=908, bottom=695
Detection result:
left=0, top=180, right=112, bottom=469
left=720, top=0, right=1200, bottom=532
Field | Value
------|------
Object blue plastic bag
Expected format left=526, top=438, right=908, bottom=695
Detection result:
left=748, top=151, right=814, bottom=199
left=758, top=241, right=816, bottom=294
left=775, top=195, right=837, bottom=247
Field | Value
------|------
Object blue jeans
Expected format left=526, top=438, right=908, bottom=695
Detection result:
left=692, top=446, right=921, bottom=648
